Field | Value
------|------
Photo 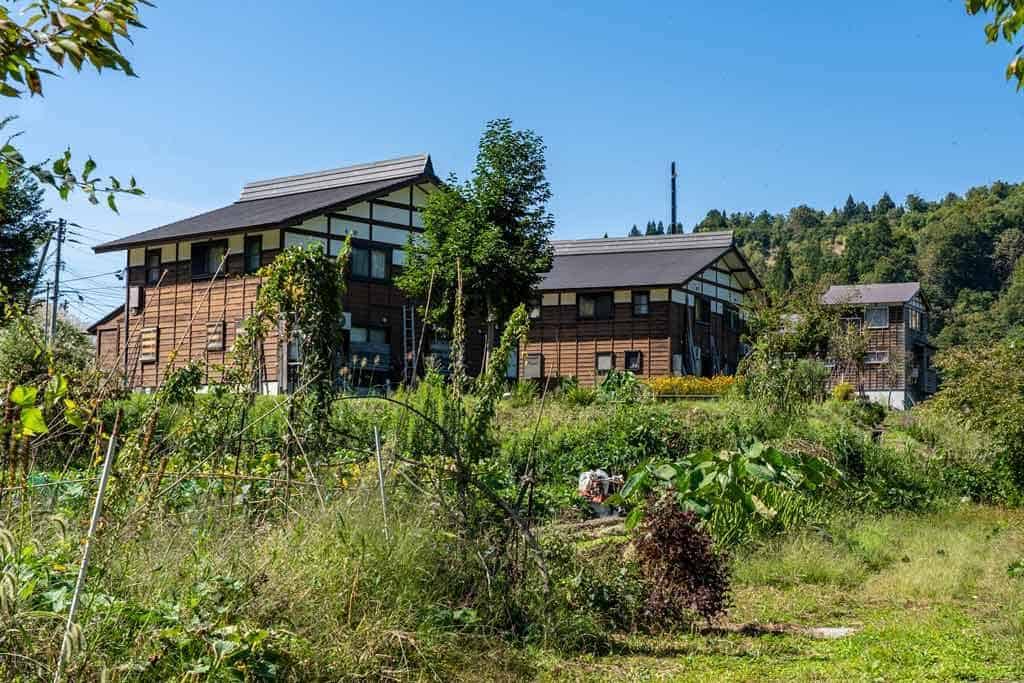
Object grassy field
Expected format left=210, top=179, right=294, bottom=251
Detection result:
left=538, top=506, right=1024, bottom=682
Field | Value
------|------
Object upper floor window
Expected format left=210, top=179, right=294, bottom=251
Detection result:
left=725, top=304, right=741, bottom=331
left=350, top=326, right=388, bottom=346
left=145, top=250, right=161, bottom=285
left=351, top=246, right=390, bottom=281
left=632, top=291, right=650, bottom=317
left=244, top=235, right=262, bottom=274
left=528, top=298, right=541, bottom=320
left=908, top=307, right=923, bottom=332
left=192, top=240, right=228, bottom=279
left=695, top=296, right=711, bottom=324
left=578, top=292, right=613, bottom=320
left=865, top=305, right=889, bottom=329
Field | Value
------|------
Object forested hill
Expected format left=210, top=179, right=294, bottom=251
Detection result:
left=685, top=181, right=1024, bottom=349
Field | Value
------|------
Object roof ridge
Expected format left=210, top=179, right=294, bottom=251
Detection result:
left=238, top=154, right=431, bottom=203
left=552, top=231, right=734, bottom=256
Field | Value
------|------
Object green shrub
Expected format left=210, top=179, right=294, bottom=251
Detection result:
left=832, top=382, right=855, bottom=402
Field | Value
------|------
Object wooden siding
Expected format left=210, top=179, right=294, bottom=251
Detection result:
left=90, top=180, right=455, bottom=392
left=521, top=288, right=748, bottom=386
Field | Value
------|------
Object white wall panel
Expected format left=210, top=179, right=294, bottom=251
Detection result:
left=373, top=225, right=411, bottom=246
left=297, top=216, right=328, bottom=233
left=284, top=232, right=327, bottom=251
left=329, top=218, right=368, bottom=239
left=372, top=203, right=409, bottom=225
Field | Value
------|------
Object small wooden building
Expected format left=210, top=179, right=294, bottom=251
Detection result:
left=821, top=282, right=937, bottom=409
left=518, top=231, right=761, bottom=386
left=88, top=155, right=450, bottom=393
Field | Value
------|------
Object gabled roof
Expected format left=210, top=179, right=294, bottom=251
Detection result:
left=86, top=304, right=123, bottom=334
left=540, top=231, right=758, bottom=291
left=821, top=282, right=921, bottom=306
left=94, top=154, right=437, bottom=253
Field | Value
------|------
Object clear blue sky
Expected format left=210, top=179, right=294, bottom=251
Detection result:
left=11, top=0, right=1024, bottom=322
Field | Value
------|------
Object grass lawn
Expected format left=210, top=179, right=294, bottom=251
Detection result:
left=536, top=506, right=1024, bottom=682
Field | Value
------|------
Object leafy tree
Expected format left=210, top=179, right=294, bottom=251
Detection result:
left=768, top=243, right=794, bottom=294
left=0, top=2, right=148, bottom=209
left=398, top=118, right=554, bottom=360
left=0, top=164, right=49, bottom=309
left=932, top=335, right=1024, bottom=488
left=994, top=227, right=1024, bottom=280
left=966, top=0, right=1024, bottom=89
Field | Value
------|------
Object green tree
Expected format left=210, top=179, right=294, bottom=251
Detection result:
left=629, top=224, right=642, bottom=236
left=966, top=0, right=1024, bottom=89
left=398, top=118, right=554, bottom=361
left=993, top=227, right=1024, bottom=280
left=0, top=164, right=49, bottom=309
left=0, top=1, right=147, bottom=209
left=769, top=242, right=794, bottom=294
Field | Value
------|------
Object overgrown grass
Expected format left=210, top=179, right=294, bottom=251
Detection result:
left=543, top=506, right=1024, bottom=681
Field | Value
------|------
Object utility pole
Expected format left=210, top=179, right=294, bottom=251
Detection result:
left=48, top=219, right=66, bottom=345
left=43, top=282, right=51, bottom=342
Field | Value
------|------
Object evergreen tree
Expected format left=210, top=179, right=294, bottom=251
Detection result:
left=629, top=224, right=642, bottom=237
left=769, top=243, right=794, bottom=293
left=874, top=192, right=896, bottom=215
left=655, top=220, right=665, bottom=235
left=0, top=170, right=50, bottom=311
left=645, top=221, right=657, bottom=235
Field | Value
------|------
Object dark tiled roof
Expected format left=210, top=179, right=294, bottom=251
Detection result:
left=541, top=231, right=737, bottom=290
left=94, top=155, right=435, bottom=253
left=821, top=282, right=921, bottom=305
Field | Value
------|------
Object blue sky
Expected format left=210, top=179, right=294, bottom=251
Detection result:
left=10, top=0, right=1024, bottom=322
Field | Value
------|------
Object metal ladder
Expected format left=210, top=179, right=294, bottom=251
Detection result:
left=401, top=304, right=416, bottom=384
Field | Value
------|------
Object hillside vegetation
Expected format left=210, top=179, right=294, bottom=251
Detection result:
left=689, top=180, right=1024, bottom=347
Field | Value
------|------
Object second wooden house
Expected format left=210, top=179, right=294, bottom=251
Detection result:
left=518, top=231, right=761, bottom=385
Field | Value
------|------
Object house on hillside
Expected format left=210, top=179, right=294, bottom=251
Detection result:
left=821, top=282, right=937, bottom=409
left=88, top=154, right=457, bottom=393
left=518, top=232, right=761, bottom=385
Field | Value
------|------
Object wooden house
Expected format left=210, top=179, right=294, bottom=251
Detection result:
left=88, top=154, right=448, bottom=393
left=518, top=231, right=761, bottom=386
left=821, top=282, right=937, bottom=409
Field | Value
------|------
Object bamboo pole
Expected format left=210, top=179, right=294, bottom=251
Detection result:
left=54, top=409, right=121, bottom=683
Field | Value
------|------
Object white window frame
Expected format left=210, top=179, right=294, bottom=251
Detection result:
left=864, top=305, right=889, bottom=329
left=864, top=350, right=889, bottom=365
left=595, top=352, right=614, bottom=375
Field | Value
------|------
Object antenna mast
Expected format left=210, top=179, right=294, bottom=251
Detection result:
left=670, top=161, right=678, bottom=233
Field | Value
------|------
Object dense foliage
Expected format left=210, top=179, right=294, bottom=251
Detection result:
left=398, top=118, right=554, bottom=356
left=685, top=181, right=1024, bottom=348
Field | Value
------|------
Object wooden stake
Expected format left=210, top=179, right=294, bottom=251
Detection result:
left=374, top=426, right=390, bottom=542
left=54, top=409, right=121, bottom=683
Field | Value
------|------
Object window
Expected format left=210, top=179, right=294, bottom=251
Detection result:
left=908, top=307, right=923, bottom=332
left=244, top=235, right=262, bottom=274
left=724, top=304, right=740, bottom=331
left=864, top=350, right=889, bottom=364
left=528, top=299, right=541, bottom=320
left=524, top=353, right=543, bottom=379
left=350, top=326, right=388, bottom=345
left=695, top=296, right=710, bottom=324
left=191, top=240, right=228, bottom=279
left=595, top=352, right=614, bottom=375
left=578, top=293, right=614, bottom=320
left=206, top=320, right=225, bottom=351
left=286, top=334, right=301, bottom=393
left=145, top=250, right=161, bottom=285
left=625, top=350, right=643, bottom=373
left=350, top=246, right=390, bottom=281
left=140, top=327, right=158, bottom=364
left=865, top=305, right=889, bottom=329
left=632, top=291, right=650, bottom=316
